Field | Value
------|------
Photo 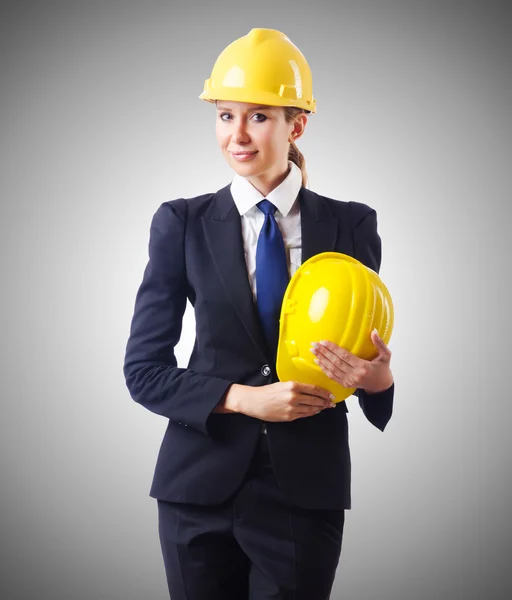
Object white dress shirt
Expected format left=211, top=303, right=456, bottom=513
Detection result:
left=230, top=160, right=303, bottom=295
left=230, top=160, right=303, bottom=433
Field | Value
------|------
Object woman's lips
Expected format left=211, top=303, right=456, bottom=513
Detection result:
left=231, top=151, right=258, bottom=161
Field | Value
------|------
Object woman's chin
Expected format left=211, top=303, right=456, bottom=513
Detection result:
left=230, top=160, right=259, bottom=174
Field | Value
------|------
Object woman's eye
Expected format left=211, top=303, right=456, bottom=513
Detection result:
left=219, top=112, right=267, bottom=122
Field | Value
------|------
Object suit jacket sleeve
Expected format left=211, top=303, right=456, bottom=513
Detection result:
left=123, top=201, right=234, bottom=436
left=352, top=205, right=394, bottom=432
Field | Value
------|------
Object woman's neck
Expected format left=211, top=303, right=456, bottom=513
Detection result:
left=245, top=162, right=290, bottom=197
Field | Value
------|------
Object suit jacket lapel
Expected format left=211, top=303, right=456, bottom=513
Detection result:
left=299, top=187, right=338, bottom=262
left=202, top=184, right=269, bottom=362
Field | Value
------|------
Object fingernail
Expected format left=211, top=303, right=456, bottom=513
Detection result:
left=329, top=394, right=335, bottom=400
left=330, top=402, right=336, bottom=408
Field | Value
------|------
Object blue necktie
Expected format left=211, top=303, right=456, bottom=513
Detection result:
left=255, top=199, right=289, bottom=361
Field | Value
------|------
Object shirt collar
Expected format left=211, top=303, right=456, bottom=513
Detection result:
left=230, top=160, right=303, bottom=217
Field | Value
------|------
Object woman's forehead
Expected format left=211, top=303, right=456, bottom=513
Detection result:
left=215, top=100, right=276, bottom=112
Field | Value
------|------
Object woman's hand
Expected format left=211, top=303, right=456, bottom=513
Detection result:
left=223, top=381, right=337, bottom=422
left=310, top=328, right=394, bottom=394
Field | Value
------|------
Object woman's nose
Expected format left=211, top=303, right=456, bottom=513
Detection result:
left=232, top=122, right=250, bottom=144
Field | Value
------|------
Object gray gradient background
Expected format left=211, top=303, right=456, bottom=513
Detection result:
left=1, top=0, right=511, bottom=598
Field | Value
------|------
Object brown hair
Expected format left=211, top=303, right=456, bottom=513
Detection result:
left=283, top=106, right=309, bottom=188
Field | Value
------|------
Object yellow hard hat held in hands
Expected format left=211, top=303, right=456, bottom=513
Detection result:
left=276, top=252, right=394, bottom=402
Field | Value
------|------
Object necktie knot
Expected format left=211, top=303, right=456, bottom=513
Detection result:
left=257, top=199, right=277, bottom=216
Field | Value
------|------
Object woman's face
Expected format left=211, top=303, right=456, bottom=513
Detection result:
left=215, top=101, right=303, bottom=183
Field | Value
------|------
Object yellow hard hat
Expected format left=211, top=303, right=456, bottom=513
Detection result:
left=276, top=252, right=394, bottom=402
left=199, top=28, right=316, bottom=113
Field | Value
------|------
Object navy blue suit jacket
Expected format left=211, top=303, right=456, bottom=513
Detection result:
left=123, top=183, right=394, bottom=510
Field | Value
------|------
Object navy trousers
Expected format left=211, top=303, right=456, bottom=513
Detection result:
left=157, top=434, right=345, bottom=599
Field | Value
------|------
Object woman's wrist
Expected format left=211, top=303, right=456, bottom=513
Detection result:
left=363, top=371, right=394, bottom=394
left=213, top=383, right=249, bottom=413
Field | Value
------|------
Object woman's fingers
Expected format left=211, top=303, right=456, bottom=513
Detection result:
left=294, top=404, right=332, bottom=419
left=316, top=341, right=361, bottom=367
left=295, top=393, right=336, bottom=409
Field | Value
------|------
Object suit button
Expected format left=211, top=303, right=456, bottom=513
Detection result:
left=261, top=364, right=271, bottom=376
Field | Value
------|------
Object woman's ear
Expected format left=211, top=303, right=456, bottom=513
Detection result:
left=291, top=114, right=307, bottom=142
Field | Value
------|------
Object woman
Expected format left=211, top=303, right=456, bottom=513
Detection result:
left=124, top=28, right=394, bottom=600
